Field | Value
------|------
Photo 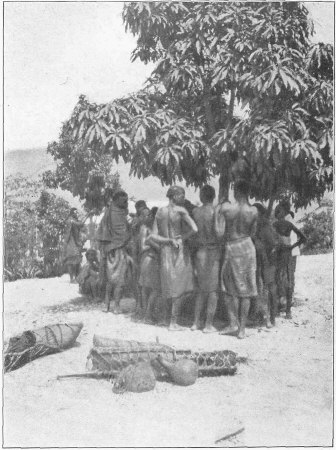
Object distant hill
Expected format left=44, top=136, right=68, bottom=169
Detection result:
left=4, top=148, right=55, bottom=178
left=4, top=147, right=207, bottom=204
left=4, top=147, right=332, bottom=212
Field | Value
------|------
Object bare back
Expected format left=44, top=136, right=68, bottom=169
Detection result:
left=219, top=201, right=257, bottom=241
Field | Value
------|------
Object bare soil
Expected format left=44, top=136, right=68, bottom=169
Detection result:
left=3, top=253, right=333, bottom=447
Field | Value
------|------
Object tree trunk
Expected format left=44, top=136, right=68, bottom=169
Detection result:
left=219, top=170, right=230, bottom=203
left=203, top=82, right=216, bottom=138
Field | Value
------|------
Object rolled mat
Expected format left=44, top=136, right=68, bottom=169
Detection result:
left=5, top=323, right=83, bottom=373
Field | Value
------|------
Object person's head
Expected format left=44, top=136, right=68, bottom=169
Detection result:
left=167, top=186, right=185, bottom=206
left=86, top=249, right=98, bottom=263
left=104, top=188, right=114, bottom=206
left=234, top=179, right=250, bottom=200
left=70, top=207, right=78, bottom=219
left=113, top=190, right=128, bottom=210
left=151, top=207, right=158, bottom=218
left=140, top=207, right=152, bottom=226
left=135, top=200, right=147, bottom=216
left=200, top=185, right=216, bottom=204
left=274, top=204, right=286, bottom=220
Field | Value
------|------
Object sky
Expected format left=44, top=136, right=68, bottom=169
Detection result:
left=4, top=1, right=335, bottom=152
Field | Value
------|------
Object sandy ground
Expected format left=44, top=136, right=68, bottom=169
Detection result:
left=3, top=253, right=333, bottom=447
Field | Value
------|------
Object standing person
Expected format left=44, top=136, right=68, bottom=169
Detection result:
left=149, top=186, right=198, bottom=331
left=215, top=180, right=258, bottom=339
left=253, top=203, right=280, bottom=327
left=191, top=185, right=220, bottom=333
left=273, top=203, right=307, bottom=319
left=96, top=189, right=131, bottom=314
left=62, top=208, right=86, bottom=283
left=130, top=200, right=148, bottom=315
left=138, top=208, right=161, bottom=323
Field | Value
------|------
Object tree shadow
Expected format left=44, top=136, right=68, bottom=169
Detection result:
left=45, top=295, right=137, bottom=315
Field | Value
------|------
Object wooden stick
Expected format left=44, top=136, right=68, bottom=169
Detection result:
left=214, top=427, right=245, bottom=444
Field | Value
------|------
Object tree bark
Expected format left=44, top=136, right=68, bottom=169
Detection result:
left=203, top=82, right=216, bottom=137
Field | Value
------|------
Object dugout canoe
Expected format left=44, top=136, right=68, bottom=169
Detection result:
left=88, top=334, right=237, bottom=377
left=4, top=322, right=83, bottom=373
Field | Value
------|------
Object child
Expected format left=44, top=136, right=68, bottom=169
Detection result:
left=78, top=249, right=100, bottom=301
left=137, top=208, right=161, bottom=324
left=273, top=204, right=307, bottom=319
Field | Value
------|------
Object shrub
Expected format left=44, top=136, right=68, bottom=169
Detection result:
left=300, top=210, right=333, bottom=255
left=4, top=175, right=76, bottom=280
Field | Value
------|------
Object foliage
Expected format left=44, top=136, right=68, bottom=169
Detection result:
left=64, top=2, right=332, bottom=208
left=44, top=122, right=121, bottom=214
left=4, top=175, right=74, bottom=280
left=300, top=210, right=333, bottom=254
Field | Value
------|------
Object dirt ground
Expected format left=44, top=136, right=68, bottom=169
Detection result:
left=3, top=253, right=333, bottom=447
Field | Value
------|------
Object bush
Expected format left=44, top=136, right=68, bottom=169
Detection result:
left=4, top=175, right=76, bottom=280
left=300, top=210, right=333, bottom=255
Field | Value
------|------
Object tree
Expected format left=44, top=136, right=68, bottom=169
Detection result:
left=66, top=2, right=332, bottom=208
left=44, top=120, right=121, bottom=214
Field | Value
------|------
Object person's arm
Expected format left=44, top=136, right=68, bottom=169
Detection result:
left=290, top=223, right=307, bottom=249
left=139, top=225, right=151, bottom=253
left=148, top=216, right=178, bottom=247
left=214, top=204, right=226, bottom=238
left=180, top=208, right=198, bottom=241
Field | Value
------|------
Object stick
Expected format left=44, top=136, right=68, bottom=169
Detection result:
left=214, top=427, right=245, bottom=444
left=57, top=370, right=118, bottom=380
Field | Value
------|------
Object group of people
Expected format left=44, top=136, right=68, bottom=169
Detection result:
left=62, top=180, right=306, bottom=339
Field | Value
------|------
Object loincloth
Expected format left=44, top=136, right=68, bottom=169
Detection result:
left=221, top=237, right=257, bottom=298
left=195, top=245, right=220, bottom=294
left=160, top=241, right=194, bottom=300
left=105, top=247, right=129, bottom=289
left=276, top=248, right=296, bottom=296
left=138, top=250, right=160, bottom=291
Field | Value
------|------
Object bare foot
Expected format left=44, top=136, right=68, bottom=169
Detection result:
left=285, top=312, right=292, bottom=320
left=203, top=326, right=217, bottom=334
left=190, top=323, right=200, bottom=331
left=157, top=320, right=169, bottom=327
left=168, top=323, right=185, bottom=332
left=266, top=320, right=273, bottom=329
left=219, top=326, right=239, bottom=336
left=112, top=305, right=122, bottom=315
left=237, top=330, right=246, bottom=339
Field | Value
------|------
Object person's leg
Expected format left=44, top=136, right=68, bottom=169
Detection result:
left=68, top=264, right=76, bottom=283
left=269, top=282, right=278, bottom=325
left=169, top=296, right=185, bottom=331
left=144, top=289, right=158, bottom=324
left=203, top=292, right=218, bottom=333
left=111, top=285, right=123, bottom=314
left=105, top=282, right=112, bottom=312
left=191, top=292, right=205, bottom=330
left=220, top=294, right=239, bottom=335
left=237, top=297, right=250, bottom=339
left=285, top=287, right=293, bottom=319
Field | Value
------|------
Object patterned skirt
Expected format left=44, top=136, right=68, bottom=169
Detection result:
left=221, top=237, right=257, bottom=298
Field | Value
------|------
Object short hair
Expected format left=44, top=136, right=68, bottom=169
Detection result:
left=234, top=179, right=250, bottom=197
left=151, top=207, right=158, bottom=218
left=85, top=249, right=97, bottom=258
left=253, top=203, right=267, bottom=217
left=135, top=200, right=147, bottom=210
left=112, top=189, right=128, bottom=201
left=200, top=185, right=216, bottom=202
left=104, top=187, right=114, bottom=203
left=166, top=186, right=185, bottom=199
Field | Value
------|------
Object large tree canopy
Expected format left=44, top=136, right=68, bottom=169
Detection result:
left=64, top=2, right=332, bottom=208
